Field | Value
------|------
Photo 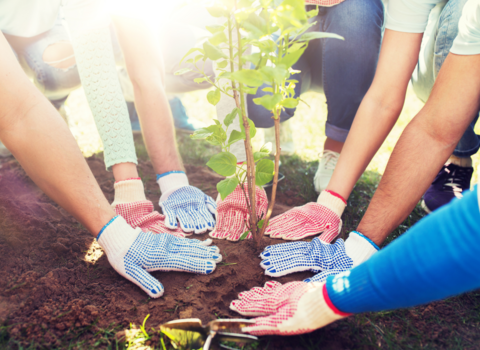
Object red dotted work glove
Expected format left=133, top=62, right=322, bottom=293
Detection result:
left=112, top=179, right=186, bottom=238
left=264, top=190, right=346, bottom=242
left=209, top=184, right=268, bottom=241
left=230, top=281, right=349, bottom=336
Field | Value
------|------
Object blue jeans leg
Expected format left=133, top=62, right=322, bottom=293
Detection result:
left=247, top=0, right=383, bottom=141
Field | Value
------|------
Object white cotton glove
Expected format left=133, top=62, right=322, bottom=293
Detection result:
left=97, top=215, right=221, bottom=298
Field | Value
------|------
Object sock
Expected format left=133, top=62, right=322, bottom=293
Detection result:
left=448, top=155, right=472, bottom=167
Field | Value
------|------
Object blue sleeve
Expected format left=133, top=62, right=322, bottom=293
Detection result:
left=326, top=186, right=480, bottom=314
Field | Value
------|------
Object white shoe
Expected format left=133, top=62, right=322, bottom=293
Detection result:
left=0, top=140, right=12, bottom=158
left=314, top=150, right=340, bottom=193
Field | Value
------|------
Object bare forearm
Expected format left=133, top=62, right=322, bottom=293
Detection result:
left=327, top=93, right=403, bottom=200
left=133, top=83, right=184, bottom=173
left=358, top=53, right=480, bottom=245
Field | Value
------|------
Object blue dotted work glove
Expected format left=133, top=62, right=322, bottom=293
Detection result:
left=157, top=172, right=216, bottom=234
left=260, top=231, right=379, bottom=283
left=97, top=216, right=221, bottom=298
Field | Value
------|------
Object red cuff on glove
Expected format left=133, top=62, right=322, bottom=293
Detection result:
left=325, top=190, right=347, bottom=205
left=323, top=283, right=352, bottom=317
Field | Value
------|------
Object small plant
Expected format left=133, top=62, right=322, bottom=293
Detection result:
left=176, top=0, right=343, bottom=245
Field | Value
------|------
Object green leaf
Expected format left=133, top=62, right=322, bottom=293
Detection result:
left=224, top=108, right=239, bottom=127
left=254, top=150, right=269, bottom=161
left=255, top=159, right=274, bottom=186
left=242, top=86, right=258, bottom=95
left=179, top=47, right=204, bottom=65
left=253, top=93, right=282, bottom=110
left=208, top=31, right=228, bottom=46
left=240, top=118, right=257, bottom=138
left=306, top=8, right=319, bottom=18
left=207, top=89, right=221, bottom=106
left=243, top=53, right=262, bottom=66
left=206, top=25, right=225, bottom=34
left=231, top=70, right=264, bottom=87
left=260, top=142, right=272, bottom=154
left=280, top=46, right=306, bottom=68
left=238, top=229, right=251, bottom=241
left=217, top=177, right=239, bottom=200
left=206, top=6, right=227, bottom=17
left=260, top=66, right=289, bottom=84
left=280, top=98, right=299, bottom=109
left=190, top=127, right=213, bottom=140
left=257, top=219, right=265, bottom=229
left=174, top=68, right=192, bottom=76
left=203, top=41, right=227, bottom=61
left=207, top=152, right=237, bottom=176
left=298, top=32, right=344, bottom=42
left=216, top=60, right=229, bottom=69
left=262, top=87, right=274, bottom=93
left=227, top=130, right=245, bottom=146
left=194, top=77, right=208, bottom=84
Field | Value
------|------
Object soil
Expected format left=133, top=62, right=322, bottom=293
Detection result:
left=0, top=155, right=323, bottom=349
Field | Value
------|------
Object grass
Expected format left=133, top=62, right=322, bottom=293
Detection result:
left=3, top=86, right=479, bottom=349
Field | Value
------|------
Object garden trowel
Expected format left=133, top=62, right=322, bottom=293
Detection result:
left=160, top=318, right=258, bottom=350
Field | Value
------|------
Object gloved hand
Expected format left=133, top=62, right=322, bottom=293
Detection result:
left=264, top=190, right=346, bottom=241
left=157, top=171, right=216, bottom=234
left=111, top=178, right=186, bottom=237
left=230, top=280, right=349, bottom=335
left=97, top=215, right=222, bottom=298
left=260, top=231, right=378, bottom=280
left=209, top=184, right=268, bottom=241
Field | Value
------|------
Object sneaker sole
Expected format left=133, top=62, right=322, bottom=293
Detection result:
left=421, top=200, right=432, bottom=214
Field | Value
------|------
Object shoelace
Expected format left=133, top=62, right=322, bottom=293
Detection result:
left=320, top=150, right=339, bottom=170
left=442, top=167, right=471, bottom=195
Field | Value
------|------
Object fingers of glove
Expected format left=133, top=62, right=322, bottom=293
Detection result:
left=168, top=238, right=222, bottom=262
left=237, top=281, right=283, bottom=302
left=304, top=267, right=348, bottom=283
left=146, top=254, right=217, bottom=275
left=229, top=298, right=277, bottom=317
left=262, top=255, right=314, bottom=277
left=123, top=264, right=165, bottom=298
left=187, top=208, right=208, bottom=234
left=317, top=220, right=342, bottom=243
left=176, top=208, right=195, bottom=233
left=197, top=204, right=215, bottom=231
left=261, top=241, right=310, bottom=258
left=209, top=208, right=236, bottom=239
left=205, top=194, right=217, bottom=215
left=160, top=204, right=179, bottom=229
left=185, top=237, right=214, bottom=248
left=226, top=211, right=248, bottom=241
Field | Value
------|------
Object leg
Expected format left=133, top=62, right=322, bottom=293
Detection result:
left=313, top=0, right=384, bottom=192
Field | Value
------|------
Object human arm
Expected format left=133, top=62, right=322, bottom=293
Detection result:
left=0, top=32, right=115, bottom=235
left=231, top=186, right=480, bottom=334
left=111, top=16, right=184, bottom=175
left=357, top=51, right=480, bottom=245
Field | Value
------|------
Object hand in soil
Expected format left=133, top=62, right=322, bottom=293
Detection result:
left=209, top=184, right=268, bottom=241
left=230, top=281, right=346, bottom=335
left=264, top=196, right=344, bottom=241
left=97, top=216, right=222, bottom=298
left=114, top=200, right=186, bottom=237
left=159, top=186, right=217, bottom=234
left=260, top=238, right=353, bottom=279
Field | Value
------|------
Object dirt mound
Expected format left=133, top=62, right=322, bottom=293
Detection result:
left=0, top=155, right=315, bottom=348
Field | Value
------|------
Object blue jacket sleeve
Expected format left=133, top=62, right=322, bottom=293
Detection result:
left=326, top=186, right=480, bottom=314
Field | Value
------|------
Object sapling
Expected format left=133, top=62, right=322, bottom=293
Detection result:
left=175, top=0, right=343, bottom=245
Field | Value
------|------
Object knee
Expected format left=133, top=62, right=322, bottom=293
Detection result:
left=42, top=42, right=76, bottom=69
left=329, top=0, right=384, bottom=35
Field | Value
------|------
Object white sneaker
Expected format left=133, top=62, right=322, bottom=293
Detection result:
left=0, top=140, right=12, bottom=158
left=314, top=150, right=340, bottom=193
